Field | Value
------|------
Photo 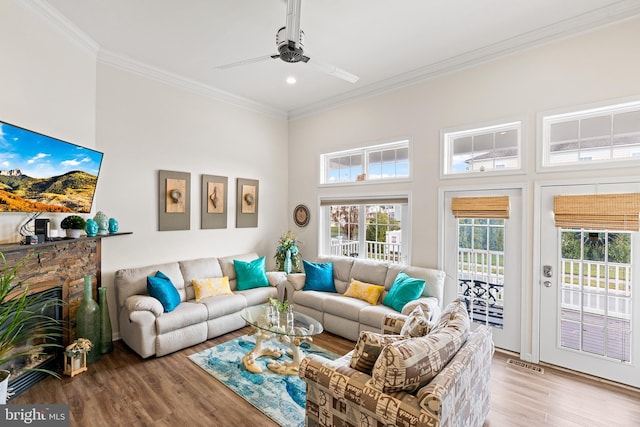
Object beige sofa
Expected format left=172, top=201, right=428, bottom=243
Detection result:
left=115, top=252, right=286, bottom=358
left=284, top=255, right=446, bottom=341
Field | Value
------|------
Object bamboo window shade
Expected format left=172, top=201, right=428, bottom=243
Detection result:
left=553, top=193, right=640, bottom=231
left=451, top=196, right=510, bottom=219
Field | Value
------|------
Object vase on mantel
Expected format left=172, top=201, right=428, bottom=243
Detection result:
left=99, top=287, right=114, bottom=354
left=76, top=274, right=101, bottom=364
left=284, top=249, right=292, bottom=274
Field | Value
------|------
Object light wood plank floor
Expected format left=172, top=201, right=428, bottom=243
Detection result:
left=12, top=327, right=640, bottom=426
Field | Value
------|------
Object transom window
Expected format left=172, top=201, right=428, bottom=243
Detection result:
left=540, top=99, right=640, bottom=170
left=321, top=140, right=410, bottom=184
left=442, top=121, right=522, bottom=176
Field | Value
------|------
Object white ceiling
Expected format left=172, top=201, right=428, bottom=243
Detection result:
left=33, top=0, right=640, bottom=118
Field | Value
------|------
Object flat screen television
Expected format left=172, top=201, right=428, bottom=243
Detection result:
left=0, top=120, right=103, bottom=213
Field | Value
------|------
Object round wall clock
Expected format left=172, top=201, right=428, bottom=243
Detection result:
left=293, top=204, right=310, bottom=227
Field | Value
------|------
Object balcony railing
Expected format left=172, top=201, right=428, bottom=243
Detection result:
left=329, top=238, right=403, bottom=264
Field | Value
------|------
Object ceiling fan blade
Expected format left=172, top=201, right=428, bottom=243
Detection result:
left=285, top=0, right=302, bottom=48
left=214, top=55, right=275, bottom=70
left=307, top=59, right=360, bottom=83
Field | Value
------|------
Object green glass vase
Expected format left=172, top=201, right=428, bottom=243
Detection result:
left=76, top=274, right=101, bottom=364
left=99, top=287, right=114, bottom=354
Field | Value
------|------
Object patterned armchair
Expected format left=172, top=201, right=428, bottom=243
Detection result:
left=299, top=301, right=493, bottom=427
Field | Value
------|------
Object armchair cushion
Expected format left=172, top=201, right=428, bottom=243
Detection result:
left=400, top=305, right=432, bottom=337
left=349, top=331, right=408, bottom=374
left=147, top=271, right=181, bottom=313
left=371, top=299, right=470, bottom=393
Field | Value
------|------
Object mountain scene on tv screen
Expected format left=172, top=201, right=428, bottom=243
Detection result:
left=0, top=122, right=102, bottom=213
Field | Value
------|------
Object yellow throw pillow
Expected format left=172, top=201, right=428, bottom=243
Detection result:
left=343, top=278, right=385, bottom=305
left=192, top=277, right=232, bottom=301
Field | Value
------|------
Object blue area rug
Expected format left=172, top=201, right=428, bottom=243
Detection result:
left=188, top=334, right=339, bottom=427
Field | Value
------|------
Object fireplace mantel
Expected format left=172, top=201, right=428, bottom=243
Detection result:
left=0, top=232, right=131, bottom=345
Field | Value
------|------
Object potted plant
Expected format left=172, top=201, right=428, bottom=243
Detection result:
left=60, top=215, right=86, bottom=238
left=274, top=231, right=301, bottom=273
left=0, top=252, right=62, bottom=403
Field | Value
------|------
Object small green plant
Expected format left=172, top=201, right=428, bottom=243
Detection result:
left=269, top=297, right=291, bottom=314
left=60, top=215, right=86, bottom=230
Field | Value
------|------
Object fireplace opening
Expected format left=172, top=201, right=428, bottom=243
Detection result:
left=1, top=286, right=63, bottom=401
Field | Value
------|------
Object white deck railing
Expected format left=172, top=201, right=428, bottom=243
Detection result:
left=329, top=238, right=403, bottom=264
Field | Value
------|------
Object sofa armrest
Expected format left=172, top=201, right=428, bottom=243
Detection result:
left=416, top=326, right=493, bottom=425
left=125, top=295, right=163, bottom=317
left=266, top=271, right=287, bottom=287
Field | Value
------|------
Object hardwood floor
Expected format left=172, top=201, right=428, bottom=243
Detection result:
left=12, top=328, right=640, bottom=426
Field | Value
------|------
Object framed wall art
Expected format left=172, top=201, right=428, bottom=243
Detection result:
left=201, top=174, right=228, bottom=229
left=158, top=170, right=191, bottom=231
left=236, top=178, right=259, bottom=228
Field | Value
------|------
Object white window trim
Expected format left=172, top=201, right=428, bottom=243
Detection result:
left=537, top=95, right=640, bottom=173
left=318, top=192, right=413, bottom=265
left=319, top=139, right=413, bottom=186
left=440, top=117, right=526, bottom=179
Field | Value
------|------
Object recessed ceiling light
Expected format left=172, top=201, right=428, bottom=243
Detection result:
left=286, top=76, right=297, bottom=85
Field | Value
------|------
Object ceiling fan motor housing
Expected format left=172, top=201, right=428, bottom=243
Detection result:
left=276, top=26, right=306, bottom=63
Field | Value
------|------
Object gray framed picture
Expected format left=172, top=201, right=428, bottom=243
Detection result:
left=236, top=178, right=258, bottom=228
left=159, top=170, right=190, bottom=231
left=201, top=174, right=228, bottom=229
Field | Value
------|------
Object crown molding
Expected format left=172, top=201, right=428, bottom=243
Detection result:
left=97, top=50, right=288, bottom=120
left=19, top=0, right=99, bottom=56
left=20, top=0, right=287, bottom=120
left=288, top=1, right=640, bottom=120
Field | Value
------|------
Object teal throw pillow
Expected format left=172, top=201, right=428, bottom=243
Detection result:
left=303, top=260, right=336, bottom=292
left=383, top=272, right=426, bottom=312
left=147, top=271, right=181, bottom=313
left=234, top=256, right=270, bottom=291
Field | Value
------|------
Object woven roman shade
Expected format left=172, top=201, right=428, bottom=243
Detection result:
left=451, top=196, right=510, bottom=219
left=553, top=193, right=640, bottom=231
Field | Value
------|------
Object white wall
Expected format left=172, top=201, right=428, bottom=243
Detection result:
left=288, top=17, right=640, bottom=353
left=0, top=0, right=97, bottom=240
left=0, top=2, right=290, bottom=338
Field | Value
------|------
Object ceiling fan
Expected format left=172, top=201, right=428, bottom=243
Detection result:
left=215, top=0, right=359, bottom=83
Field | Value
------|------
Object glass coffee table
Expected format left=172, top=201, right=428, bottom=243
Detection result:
left=241, top=305, right=323, bottom=375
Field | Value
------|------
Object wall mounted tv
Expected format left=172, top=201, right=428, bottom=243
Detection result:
left=0, top=120, right=103, bottom=213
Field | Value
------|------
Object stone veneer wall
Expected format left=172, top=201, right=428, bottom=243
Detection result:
left=1, top=238, right=101, bottom=345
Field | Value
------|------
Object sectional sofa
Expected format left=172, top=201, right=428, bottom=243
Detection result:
left=115, top=252, right=285, bottom=358
left=284, top=255, right=446, bottom=341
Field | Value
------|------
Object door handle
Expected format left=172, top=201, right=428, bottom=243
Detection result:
left=543, top=280, right=552, bottom=288
left=543, top=265, right=553, bottom=278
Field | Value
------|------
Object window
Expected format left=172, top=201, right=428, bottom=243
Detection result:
left=442, top=121, right=522, bottom=176
left=321, top=140, right=410, bottom=184
left=320, top=197, right=409, bottom=264
left=540, top=99, right=640, bottom=170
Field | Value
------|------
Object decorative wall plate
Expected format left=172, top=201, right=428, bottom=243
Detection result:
left=293, top=204, right=310, bottom=227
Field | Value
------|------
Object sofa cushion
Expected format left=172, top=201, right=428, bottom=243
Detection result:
left=323, top=294, right=369, bottom=321
left=385, top=264, right=445, bottom=305
left=383, top=272, right=426, bottom=312
left=349, top=331, right=408, bottom=374
left=359, top=304, right=398, bottom=329
left=192, top=277, right=232, bottom=301
left=343, top=278, right=385, bottom=305
left=218, top=252, right=260, bottom=290
left=400, top=306, right=432, bottom=337
left=370, top=299, right=470, bottom=393
left=317, top=255, right=355, bottom=293
left=179, top=257, right=223, bottom=300
left=234, top=256, right=270, bottom=290
left=155, top=302, right=208, bottom=334
left=349, top=259, right=389, bottom=290
left=147, top=271, right=181, bottom=313
left=199, top=293, right=248, bottom=319
left=291, top=290, right=331, bottom=312
left=302, top=260, right=336, bottom=292
left=236, top=286, right=278, bottom=306
left=430, top=298, right=471, bottom=335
